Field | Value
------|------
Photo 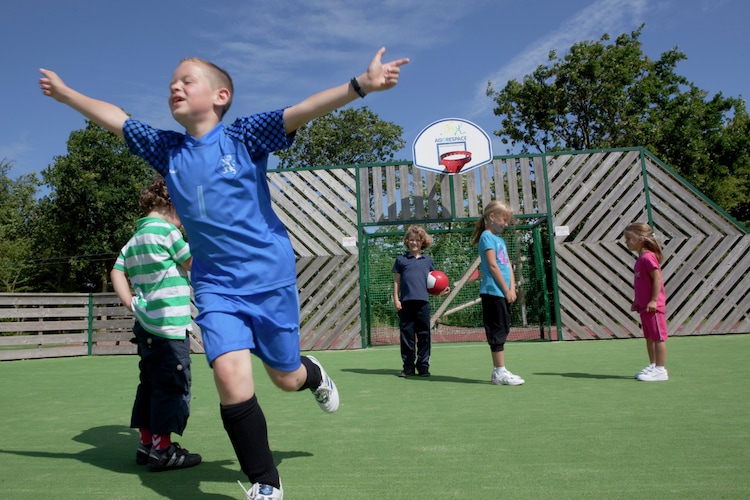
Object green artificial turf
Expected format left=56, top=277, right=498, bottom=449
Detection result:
left=0, top=335, right=748, bottom=499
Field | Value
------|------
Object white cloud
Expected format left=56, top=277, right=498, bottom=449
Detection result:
left=192, top=1, right=496, bottom=114
left=206, top=1, right=491, bottom=85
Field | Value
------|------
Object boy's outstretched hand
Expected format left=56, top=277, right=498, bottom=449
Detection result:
left=283, top=47, right=410, bottom=134
left=363, top=47, right=410, bottom=93
left=38, top=68, right=68, bottom=101
left=38, top=68, right=129, bottom=137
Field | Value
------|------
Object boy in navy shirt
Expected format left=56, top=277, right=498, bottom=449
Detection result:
left=392, top=225, right=448, bottom=377
left=40, top=47, right=408, bottom=499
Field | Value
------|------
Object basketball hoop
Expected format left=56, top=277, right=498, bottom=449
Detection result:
left=439, top=151, right=472, bottom=174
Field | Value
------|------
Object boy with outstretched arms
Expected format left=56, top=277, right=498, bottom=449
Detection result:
left=40, top=47, right=409, bottom=499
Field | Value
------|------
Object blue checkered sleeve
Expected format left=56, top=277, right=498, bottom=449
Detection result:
left=122, top=119, right=185, bottom=176
left=226, top=109, right=294, bottom=157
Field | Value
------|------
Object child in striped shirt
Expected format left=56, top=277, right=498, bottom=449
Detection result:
left=111, top=176, right=201, bottom=471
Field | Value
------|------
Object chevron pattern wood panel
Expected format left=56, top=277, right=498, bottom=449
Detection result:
left=547, top=149, right=749, bottom=340
left=268, top=167, right=361, bottom=350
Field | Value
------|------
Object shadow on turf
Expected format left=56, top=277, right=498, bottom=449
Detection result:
left=534, top=371, right=633, bottom=380
left=0, top=424, right=313, bottom=499
left=341, top=367, right=488, bottom=384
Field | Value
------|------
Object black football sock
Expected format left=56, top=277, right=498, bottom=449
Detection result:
left=220, top=395, right=280, bottom=489
left=298, top=356, right=322, bottom=391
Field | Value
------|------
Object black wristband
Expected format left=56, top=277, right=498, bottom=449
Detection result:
left=350, top=77, right=366, bottom=98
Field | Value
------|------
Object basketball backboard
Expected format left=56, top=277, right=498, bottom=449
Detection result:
left=412, top=118, right=493, bottom=174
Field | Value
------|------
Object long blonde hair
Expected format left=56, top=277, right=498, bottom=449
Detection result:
left=624, top=222, right=664, bottom=263
left=472, top=200, right=513, bottom=245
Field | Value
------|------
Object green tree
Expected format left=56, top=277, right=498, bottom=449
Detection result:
left=275, top=107, right=405, bottom=167
left=487, top=25, right=750, bottom=225
left=35, top=121, right=154, bottom=292
left=0, top=160, right=40, bottom=292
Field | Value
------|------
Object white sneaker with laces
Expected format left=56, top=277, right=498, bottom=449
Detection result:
left=491, top=368, right=525, bottom=386
left=238, top=481, right=283, bottom=500
left=634, top=365, right=655, bottom=379
left=307, top=356, right=340, bottom=413
left=637, top=367, right=668, bottom=382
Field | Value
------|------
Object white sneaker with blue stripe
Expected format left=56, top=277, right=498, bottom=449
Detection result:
left=308, top=355, right=340, bottom=413
left=239, top=481, right=283, bottom=500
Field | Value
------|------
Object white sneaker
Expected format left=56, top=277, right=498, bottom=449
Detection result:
left=308, top=356, right=340, bottom=413
left=634, top=365, right=655, bottom=379
left=637, top=367, right=668, bottom=382
left=491, top=369, right=525, bottom=386
left=239, top=481, right=283, bottom=500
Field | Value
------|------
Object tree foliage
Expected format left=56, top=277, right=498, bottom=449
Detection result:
left=487, top=25, right=750, bottom=225
left=34, top=121, right=154, bottom=292
left=0, top=160, right=40, bottom=292
left=275, top=107, right=405, bottom=168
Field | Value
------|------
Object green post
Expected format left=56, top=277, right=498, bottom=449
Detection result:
left=87, top=293, right=94, bottom=356
left=639, top=147, right=654, bottom=226
left=533, top=226, right=551, bottom=339
left=355, top=165, right=369, bottom=348
left=541, top=154, right=564, bottom=341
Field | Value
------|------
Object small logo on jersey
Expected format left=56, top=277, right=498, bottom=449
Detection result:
left=216, top=154, right=237, bottom=178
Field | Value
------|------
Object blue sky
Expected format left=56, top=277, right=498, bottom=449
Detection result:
left=2, top=0, right=748, bottom=181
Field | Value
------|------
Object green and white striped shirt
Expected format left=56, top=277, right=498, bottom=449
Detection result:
left=113, top=217, right=192, bottom=339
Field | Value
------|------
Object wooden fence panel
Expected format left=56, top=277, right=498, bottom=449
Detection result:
left=0, top=293, right=203, bottom=360
left=547, top=149, right=749, bottom=340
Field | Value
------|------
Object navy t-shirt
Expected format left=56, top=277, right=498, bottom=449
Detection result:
left=392, top=253, right=434, bottom=302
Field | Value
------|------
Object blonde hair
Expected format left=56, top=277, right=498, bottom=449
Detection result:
left=624, top=222, right=664, bottom=263
left=180, top=57, right=234, bottom=118
left=403, top=225, right=433, bottom=249
left=472, top=200, right=513, bottom=245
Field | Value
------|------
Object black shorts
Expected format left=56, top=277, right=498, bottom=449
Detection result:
left=481, top=294, right=510, bottom=352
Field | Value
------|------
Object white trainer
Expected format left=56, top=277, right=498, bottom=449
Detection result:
left=308, top=356, right=340, bottom=413
left=637, top=367, right=668, bottom=382
left=491, top=369, right=525, bottom=386
left=238, top=481, right=283, bottom=500
left=634, top=365, right=655, bottom=379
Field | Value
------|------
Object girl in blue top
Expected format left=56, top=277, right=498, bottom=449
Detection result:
left=472, top=200, right=525, bottom=386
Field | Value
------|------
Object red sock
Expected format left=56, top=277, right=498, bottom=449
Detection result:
left=152, top=433, right=172, bottom=451
left=139, top=429, right=153, bottom=446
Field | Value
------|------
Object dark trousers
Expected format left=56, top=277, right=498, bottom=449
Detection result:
left=399, top=300, right=431, bottom=374
left=130, top=321, right=192, bottom=436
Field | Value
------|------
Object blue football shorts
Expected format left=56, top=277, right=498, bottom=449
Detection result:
left=194, top=284, right=302, bottom=371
